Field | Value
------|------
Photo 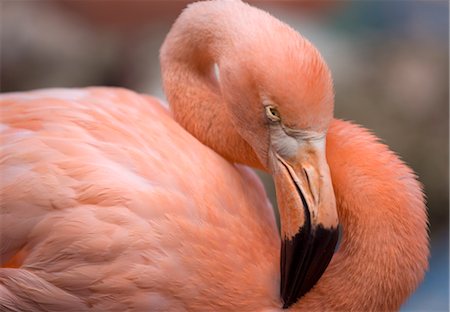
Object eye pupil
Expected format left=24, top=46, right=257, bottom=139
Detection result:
left=270, top=108, right=279, bottom=117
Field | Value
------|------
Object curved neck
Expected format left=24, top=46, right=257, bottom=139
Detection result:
left=160, top=2, right=263, bottom=169
left=295, top=119, right=428, bottom=311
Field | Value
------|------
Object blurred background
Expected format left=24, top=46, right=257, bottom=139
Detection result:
left=1, top=1, right=448, bottom=310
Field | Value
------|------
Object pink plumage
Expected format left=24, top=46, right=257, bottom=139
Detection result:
left=1, top=1, right=428, bottom=311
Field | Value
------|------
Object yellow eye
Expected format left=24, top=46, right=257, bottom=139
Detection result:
left=265, top=106, right=281, bottom=122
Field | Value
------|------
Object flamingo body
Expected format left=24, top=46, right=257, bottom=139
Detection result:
left=1, top=87, right=280, bottom=311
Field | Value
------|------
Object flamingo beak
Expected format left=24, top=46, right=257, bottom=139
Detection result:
left=271, top=137, right=339, bottom=309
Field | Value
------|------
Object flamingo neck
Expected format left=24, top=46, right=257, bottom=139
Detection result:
left=294, top=119, right=428, bottom=311
left=160, top=2, right=263, bottom=169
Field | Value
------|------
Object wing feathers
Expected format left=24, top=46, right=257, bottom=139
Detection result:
left=0, top=268, right=88, bottom=312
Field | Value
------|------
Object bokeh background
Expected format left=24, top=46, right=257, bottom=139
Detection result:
left=1, top=1, right=448, bottom=310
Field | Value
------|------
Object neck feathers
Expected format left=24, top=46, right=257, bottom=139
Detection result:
left=160, top=0, right=269, bottom=168
left=294, top=119, right=428, bottom=311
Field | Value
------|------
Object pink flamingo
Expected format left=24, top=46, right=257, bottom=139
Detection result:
left=0, top=1, right=428, bottom=311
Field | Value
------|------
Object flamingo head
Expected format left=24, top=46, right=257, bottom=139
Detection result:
left=218, top=14, right=339, bottom=308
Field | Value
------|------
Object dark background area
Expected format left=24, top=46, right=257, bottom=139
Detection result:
left=1, top=1, right=448, bottom=310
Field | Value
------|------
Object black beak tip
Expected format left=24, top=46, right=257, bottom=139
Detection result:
left=280, top=224, right=340, bottom=309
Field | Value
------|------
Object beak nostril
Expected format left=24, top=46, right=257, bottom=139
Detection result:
left=303, top=168, right=316, bottom=203
left=303, top=168, right=311, bottom=187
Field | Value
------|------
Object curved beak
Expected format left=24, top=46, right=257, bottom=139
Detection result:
left=271, top=137, right=339, bottom=308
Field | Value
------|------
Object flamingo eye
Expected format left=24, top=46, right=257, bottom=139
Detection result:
left=265, top=106, right=281, bottom=122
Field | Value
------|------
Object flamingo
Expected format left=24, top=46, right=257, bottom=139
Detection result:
left=0, top=0, right=428, bottom=311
